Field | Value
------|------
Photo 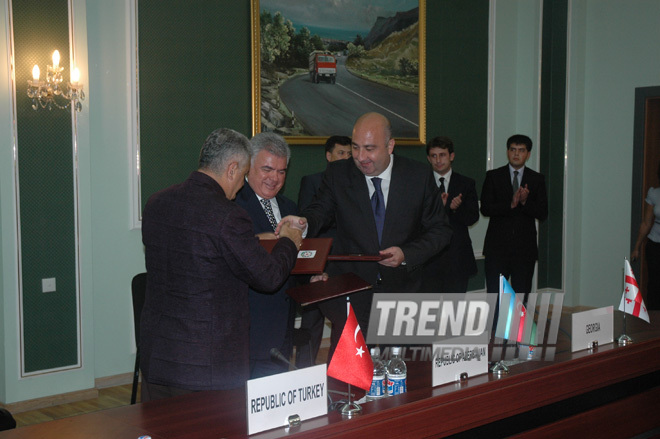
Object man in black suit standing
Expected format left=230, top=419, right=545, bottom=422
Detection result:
left=296, top=135, right=351, bottom=367
left=140, top=128, right=301, bottom=401
left=481, top=134, right=548, bottom=302
left=423, top=136, right=479, bottom=294
left=235, top=132, right=299, bottom=378
left=283, top=112, right=452, bottom=359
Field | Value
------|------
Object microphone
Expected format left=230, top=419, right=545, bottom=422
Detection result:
left=269, top=348, right=297, bottom=370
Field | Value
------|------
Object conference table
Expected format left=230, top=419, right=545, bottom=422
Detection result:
left=3, top=310, right=660, bottom=438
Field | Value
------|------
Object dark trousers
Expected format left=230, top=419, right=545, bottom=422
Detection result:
left=485, top=253, right=536, bottom=303
left=421, top=265, right=470, bottom=294
left=249, top=296, right=295, bottom=379
left=250, top=323, right=294, bottom=379
left=296, top=304, right=324, bottom=367
left=645, top=239, right=660, bottom=310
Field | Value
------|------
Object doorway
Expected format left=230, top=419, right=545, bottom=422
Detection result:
left=631, top=86, right=660, bottom=308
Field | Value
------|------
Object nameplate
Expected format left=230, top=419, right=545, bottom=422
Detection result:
left=432, top=343, right=488, bottom=386
left=571, top=306, right=614, bottom=352
left=246, top=364, right=327, bottom=435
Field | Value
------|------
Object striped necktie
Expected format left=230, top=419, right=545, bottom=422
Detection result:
left=260, top=198, right=278, bottom=231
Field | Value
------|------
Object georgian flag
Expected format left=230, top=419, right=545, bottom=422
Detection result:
left=619, top=260, right=650, bottom=323
left=327, top=302, right=374, bottom=391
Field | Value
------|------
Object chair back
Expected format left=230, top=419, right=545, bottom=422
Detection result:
left=131, top=273, right=147, bottom=346
left=0, top=408, right=16, bottom=431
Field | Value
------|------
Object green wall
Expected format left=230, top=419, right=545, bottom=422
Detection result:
left=139, top=0, right=252, bottom=207
left=13, top=0, right=78, bottom=372
left=425, top=1, right=489, bottom=188
left=538, top=0, right=567, bottom=290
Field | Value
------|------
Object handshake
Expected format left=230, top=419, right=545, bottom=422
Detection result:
left=275, top=215, right=307, bottom=249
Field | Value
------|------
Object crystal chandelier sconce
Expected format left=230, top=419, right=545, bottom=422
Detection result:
left=27, top=50, right=85, bottom=112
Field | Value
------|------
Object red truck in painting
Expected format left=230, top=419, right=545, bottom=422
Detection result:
left=308, top=51, right=337, bottom=84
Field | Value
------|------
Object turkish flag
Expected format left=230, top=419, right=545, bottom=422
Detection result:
left=327, top=303, right=374, bottom=391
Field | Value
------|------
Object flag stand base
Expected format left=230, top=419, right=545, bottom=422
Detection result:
left=617, top=334, right=633, bottom=345
left=339, top=401, right=362, bottom=418
left=490, top=360, right=509, bottom=376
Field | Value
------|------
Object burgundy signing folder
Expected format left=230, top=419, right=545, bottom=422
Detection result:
left=327, top=253, right=391, bottom=261
left=259, top=237, right=333, bottom=275
left=286, top=272, right=373, bottom=306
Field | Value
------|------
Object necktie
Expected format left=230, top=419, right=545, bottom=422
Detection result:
left=371, top=177, right=385, bottom=244
left=512, top=170, right=519, bottom=194
left=439, top=177, right=446, bottom=194
left=260, top=198, right=278, bottom=231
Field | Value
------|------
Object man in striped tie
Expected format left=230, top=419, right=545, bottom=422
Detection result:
left=235, top=132, right=300, bottom=378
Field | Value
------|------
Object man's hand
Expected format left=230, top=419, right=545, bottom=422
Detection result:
left=310, top=272, right=329, bottom=283
left=441, top=192, right=449, bottom=206
left=256, top=232, right=277, bottom=240
left=511, top=188, right=522, bottom=208
left=275, top=215, right=307, bottom=236
left=450, top=193, right=463, bottom=211
left=279, top=222, right=303, bottom=249
left=519, top=184, right=530, bottom=205
left=378, top=246, right=405, bottom=267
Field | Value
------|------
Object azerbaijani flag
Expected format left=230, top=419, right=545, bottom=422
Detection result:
left=496, top=275, right=537, bottom=344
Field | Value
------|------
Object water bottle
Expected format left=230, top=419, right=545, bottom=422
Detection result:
left=366, top=347, right=386, bottom=400
left=386, top=346, right=407, bottom=396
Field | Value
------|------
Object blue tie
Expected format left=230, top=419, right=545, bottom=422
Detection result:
left=371, top=177, right=385, bottom=244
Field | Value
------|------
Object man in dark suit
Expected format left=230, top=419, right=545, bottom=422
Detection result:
left=481, top=134, right=548, bottom=302
left=423, top=136, right=479, bottom=294
left=296, top=135, right=351, bottom=367
left=284, top=112, right=452, bottom=359
left=235, top=132, right=299, bottom=378
left=140, top=128, right=302, bottom=401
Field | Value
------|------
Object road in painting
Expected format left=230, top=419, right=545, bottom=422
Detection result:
left=259, top=0, right=420, bottom=140
left=279, top=55, right=418, bottom=137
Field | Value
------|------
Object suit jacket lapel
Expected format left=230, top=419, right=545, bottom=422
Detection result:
left=447, top=172, right=460, bottom=198
left=242, top=183, right=273, bottom=233
left=519, top=166, right=530, bottom=189
left=500, top=165, right=513, bottom=195
left=275, top=193, right=294, bottom=217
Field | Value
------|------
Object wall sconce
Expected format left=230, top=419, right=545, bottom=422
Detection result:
left=27, top=50, right=85, bottom=112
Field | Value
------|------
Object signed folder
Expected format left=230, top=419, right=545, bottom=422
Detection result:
left=259, top=238, right=332, bottom=275
left=286, top=272, right=372, bottom=306
left=327, top=253, right=390, bottom=261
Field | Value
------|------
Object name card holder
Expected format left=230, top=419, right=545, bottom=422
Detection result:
left=432, top=343, right=488, bottom=387
left=246, top=364, right=327, bottom=435
left=571, top=306, right=614, bottom=352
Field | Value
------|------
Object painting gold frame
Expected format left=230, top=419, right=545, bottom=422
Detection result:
left=251, top=0, right=426, bottom=145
